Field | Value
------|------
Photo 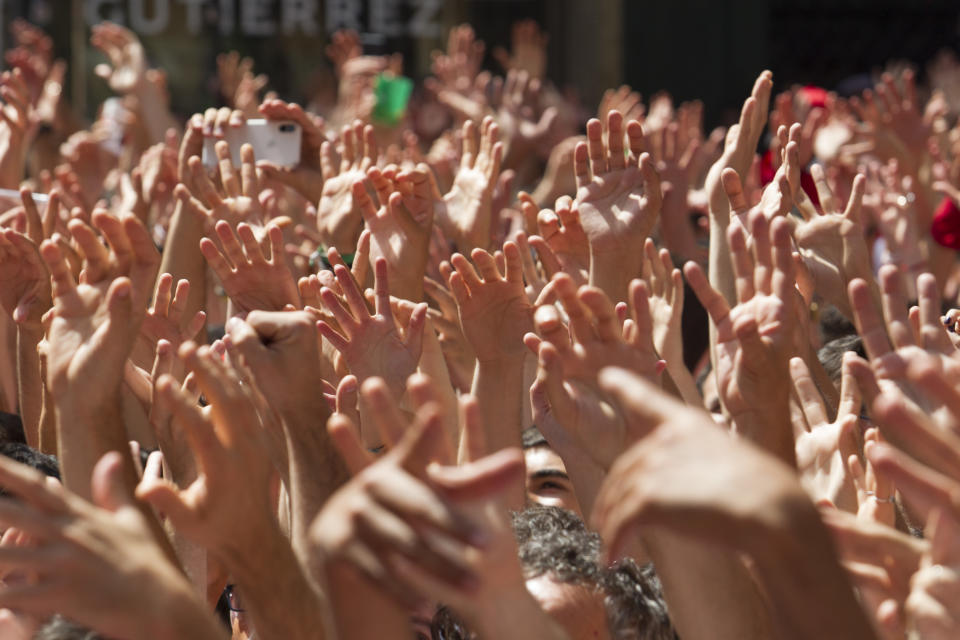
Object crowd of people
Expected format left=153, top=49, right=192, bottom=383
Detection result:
left=0, top=14, right=957, bottom=639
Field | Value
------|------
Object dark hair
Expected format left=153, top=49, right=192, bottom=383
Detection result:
left=432, top=506, right=675, bottom=640
left=521, top=426, right=548, bottom=449
left=817, top=334, right=865, bottom=384
left=0, top=442, right=60, bottom=482
left=33, top=616, right=102, bottom=640
left=0, top=412, right=26, bottom=445
left=818, top=304, right=857, bottom=344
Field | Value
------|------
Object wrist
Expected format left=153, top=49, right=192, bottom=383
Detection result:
left=476, top=352, right=526, bottom=368
left=147, top=579, right=222, bottom=640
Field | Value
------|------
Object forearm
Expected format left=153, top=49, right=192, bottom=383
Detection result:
left=133, top=81, right=178, bottom=146
left=283, top=407, right=350, bottom=566
left=37, top=363, right=57, bottom=456
left=663, top=364, right=703, bottom=408
left=158, top=200, right=207, bottom=342
left=223, top=520, right=326, bottom=640
left=643, top=532, right=774, bottom=640
left=750, top=505, right=877, bottom=640
left=472, top=357, right=525, bottom=453
left=148, top=581, right=227, bottom=640
left=418, top=322, right=460, bottom=448
left=731, top=401, right=796, bottom=468
left=56, top=394, right=131, bottom=499
left=320, top=563, right=410, bottom=640
left=589, top=248, right=642, bottom=305
left=15, top=325, right=44, bottom=449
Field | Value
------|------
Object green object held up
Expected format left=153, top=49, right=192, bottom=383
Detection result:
left=372, top=73, right=413, bottom=126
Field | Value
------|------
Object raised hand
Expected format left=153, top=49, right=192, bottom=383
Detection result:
left=440, top=117, right=503, bottom=251
left=137, top=341, right=322, bottom=638
left=318, top=257, right=427, bottom=401
left=573, top=110, right=661, bottom=302
left=357, top=164, right=435, bottom=302
left=200, top=221, right=299, bottom=314
left=791, top=355, right=860, bottom=511
left=904, top=510, right=960, bottom=639
left=851, top=70, right=930, bottom=168
left=534, top=195, right=590, bottom=283
left=0, top=453, right=222, bottom=639
left=147, top=339, right=200, bottom=487
left=685, top=213, right=797, bottom=463
left=846, top=270, right=960, bottom=431
left=705, top=71, right=773, bottom=210
left=0, top=228, right=50, bottom=326
left=592, top=367, right=876, bottom=639
left=793, top=169, right=871, bottom=317
left=137, top=341, right=274, bottom=552
left=182, top=142, right=266, bottom=228
left=90, top=22, right=147, bottom=94
left=257, top=99, right=326, bottom=204
left=138, top=273, right=206, bottom=352
left=311, top=377, right=524, bottom=606
left=821, top=506, right=925, bottom=637
left=528, top=273, right=661, bottom=383
left=849, top=427, right=896, bottom=527
left=494, top=70, right=559, bottom=161
left=492, top=19, right=548, bottom=79
left=216, top=51, right=267, bottom=116
left=0, top=68, right=34, bottom=188
left=524, top=275, right=660, bottom=470
left=43, top=212, right=159, bottom=403
left=318, top=120, right=376, bottom=252
left=575, top=110, right=661, bottom=251
left=447, top=242, right=532, bottom=363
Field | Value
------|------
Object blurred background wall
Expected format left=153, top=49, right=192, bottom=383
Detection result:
left=1, top=0, right=958, bottom=124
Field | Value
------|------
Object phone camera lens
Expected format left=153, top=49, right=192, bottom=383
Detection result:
left=279, top=124, right=295, bottom=133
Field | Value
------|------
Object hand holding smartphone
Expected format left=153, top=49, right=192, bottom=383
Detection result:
left=201, top=119, right=302, bottom=168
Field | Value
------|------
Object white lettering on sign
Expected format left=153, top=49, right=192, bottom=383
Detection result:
left=408, top=0, right=441, bottom=38
left=370, top=0, right=402, bottom=37
left=241, top=0, right=276, bottom=35
left=281, top=0, right=318, bottom=35
left=130, top=0, right=169, bottom=35
left=177, top=0, right=207, bottom=34
left=218, top=0, right=235, bottom=34
left=325, top=0, right=363, bottom=32
left=81, top=0, right=442, bottom=38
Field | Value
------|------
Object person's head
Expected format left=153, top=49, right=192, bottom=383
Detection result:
left=33, top=616, right=102, bottom=640
left=224, top=583, right=255, bottom=640
left=521, top=427, right=583, bottom=516
left=512, top=506, right=674, bottom=640
left=0, top=442, right=59, bottom=498
left=818, top=304, right=857, bottom=345
left=0, top=412, right=26, bottom=445
left=817, top=334, right=865, bottom=387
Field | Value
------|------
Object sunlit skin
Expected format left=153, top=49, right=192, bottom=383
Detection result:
left=525, top=574, right=610, bottom=640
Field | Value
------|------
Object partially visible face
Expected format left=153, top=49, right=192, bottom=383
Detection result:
left=524, top=446, right=583, bottom=517
left=525, top=574, right=610, bottom=640
left=227, top=585, right=256, bottom=640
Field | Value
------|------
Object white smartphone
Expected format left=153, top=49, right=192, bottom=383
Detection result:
left=0, top=188, right=47, bottom=215
left=201, top=119, right=302, bottom=168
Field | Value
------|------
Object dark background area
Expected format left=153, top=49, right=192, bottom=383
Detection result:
left=1, top=0, right=958, bottom=126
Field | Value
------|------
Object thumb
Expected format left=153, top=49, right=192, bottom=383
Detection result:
left=90, top=451, right=133, bottom=513
left=135, top=477, right=194, bottom=528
